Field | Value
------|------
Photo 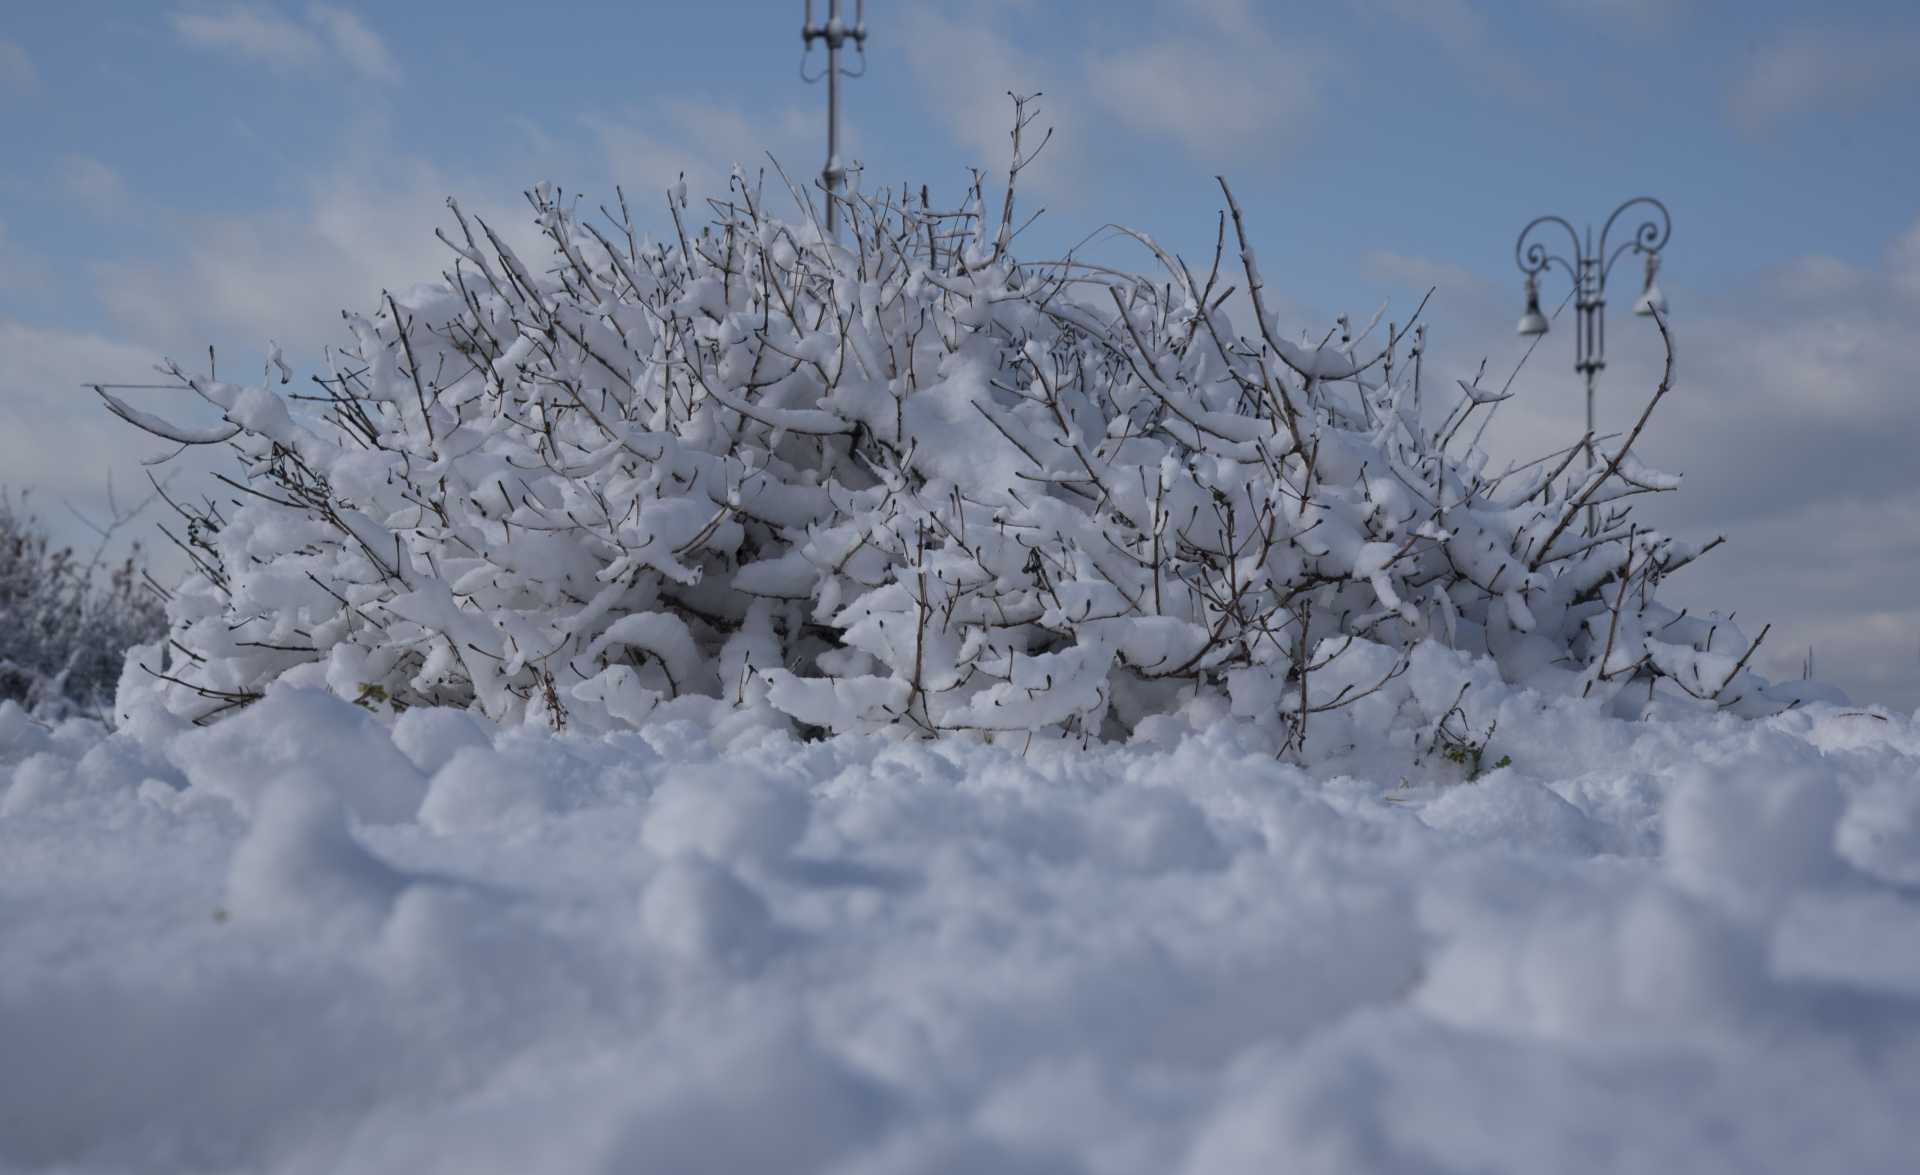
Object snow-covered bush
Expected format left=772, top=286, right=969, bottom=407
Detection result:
left=103, top=100, right=1810, bottom=746
left=0, top=491, right=166, bottom=717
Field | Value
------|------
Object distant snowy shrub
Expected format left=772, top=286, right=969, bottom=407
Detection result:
left=0, top=491, right=166, bottom=718
left=102, top=99, right=1814, bottom=748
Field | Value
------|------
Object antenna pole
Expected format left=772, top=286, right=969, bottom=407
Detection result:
left=801, top=1, right=868, bottom=241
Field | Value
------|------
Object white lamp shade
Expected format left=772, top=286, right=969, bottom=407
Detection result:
left=1516, top=276, right=1549, bottom=336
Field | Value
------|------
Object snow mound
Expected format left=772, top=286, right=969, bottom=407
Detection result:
left=4, top=684, right=1919, bottom=1172
left=225, top=776, right=410, bottom=931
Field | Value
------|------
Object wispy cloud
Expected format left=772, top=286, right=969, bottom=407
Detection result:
left=93, top=155, right=534, bottom=353
left=1085, top=7, right=1326, bottom=160
left=304, top=5, right=396, bottom=81
left=0, top=221, right=50, bottom=293
left=1552, top=0, right=1693, bottom=34
left=1361, top=249, right=1486, bottom=295
left=55, top=156, right=132, bottom=220
left=1889, top=216, right=1920, bottom=300
left=1727, top=26, right=1920, bottom=132
left=1365, top=0, right=1555, bottom=103
left=0, top=38, right=38, bottom=96
left=169, top=4, right=399, bottom=83
left=897, top=2, right=1093, bottom=200
left=586, top=100, right=822, bottom=210
left=0, top=321, right=169, bottom=504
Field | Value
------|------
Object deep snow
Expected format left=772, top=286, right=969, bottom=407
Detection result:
left=3, top=674, right=1919, bottom=1174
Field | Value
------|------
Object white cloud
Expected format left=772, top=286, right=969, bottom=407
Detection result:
left=170, top=4, right=328, bottom=68
left=306, top=5, right=398, bottom=82
left=1727, top=26, right=1920, bottom=132
left=586, top=101, right=823, bottom=212
left=1085, top=34, right=1322, bottom=160
left=902, top=0, right=1315, bottom=195
left=0, top=319, right=231, bottom=579
left=1886, top=216, right=1920, bottom=299
left=1360, top=249, right=1486, bottom=295
left=56, top=156, right=132, bottom=219
left=0, top=221, right=50, bottom=293
left=1673, top=488, right=1920, bottom=716
left=1365, top=0, right=1555, bottom=103
left=897, top=3, right=1093, bottom=200
left=0, top=322, right=167, bottom=504
left=1763, top=254, right=1872, bottom=301
left=1552, top=0, right=1691, bottom=34
left=0, top=38, right=37, bottom=96
left=169, top=3, right=398, bottom=82
left=94, top=158, right=535, bottom=356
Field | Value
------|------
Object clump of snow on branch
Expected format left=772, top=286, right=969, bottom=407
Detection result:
left=104, top=98, right=1825, bottom=747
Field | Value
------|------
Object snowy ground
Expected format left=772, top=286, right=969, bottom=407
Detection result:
left=4, top=675, right=1920, bottom=1174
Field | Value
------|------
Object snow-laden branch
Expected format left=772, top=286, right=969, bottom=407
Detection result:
left=103, top=101, right=1806, bottom=743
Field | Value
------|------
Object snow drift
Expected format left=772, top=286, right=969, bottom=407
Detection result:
left=3, top=676, right=1918, bottom=1172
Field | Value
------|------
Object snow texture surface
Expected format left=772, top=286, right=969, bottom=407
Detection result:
left=4, top=682, right=1920, bottom=1173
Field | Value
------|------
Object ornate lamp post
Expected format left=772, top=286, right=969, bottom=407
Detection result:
left=1514, top=198, right=1672, bottom=531
left=802, top=0, right=868, bottom=242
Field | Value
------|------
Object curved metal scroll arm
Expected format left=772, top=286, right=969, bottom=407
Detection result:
left=1597, top=196, right=1671, bottom=283
left=1515, top=213, right=1583, bottom=288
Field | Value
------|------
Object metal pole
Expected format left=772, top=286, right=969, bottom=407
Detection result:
left=1583, top=365, right=1599, bottom=535
left=824, top=0, right=840, bottom=239
left=1579, top=231, right=1600, bottom=535
left=801, top=0, right=866, bottom=243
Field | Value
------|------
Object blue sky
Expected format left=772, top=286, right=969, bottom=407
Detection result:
left=3, top=0, right=1918, bottom=708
